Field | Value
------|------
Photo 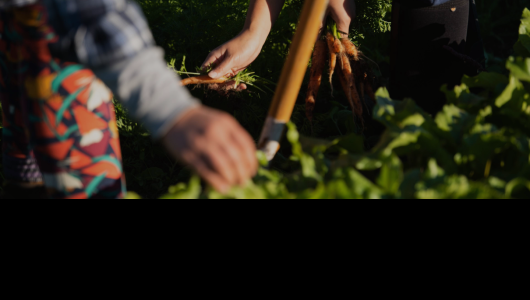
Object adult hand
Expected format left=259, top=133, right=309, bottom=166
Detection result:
left=201, top=0, right=284, bottom=86
left=201, top=30, right=264, bottom=88
left=323, top=0, right=356, bottom=37
left=163, top=106, right=259, bottom=193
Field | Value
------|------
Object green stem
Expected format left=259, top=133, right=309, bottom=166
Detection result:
left=177, top=71, right=201, bottom=76
left=332, top=23, right=340, bottom=39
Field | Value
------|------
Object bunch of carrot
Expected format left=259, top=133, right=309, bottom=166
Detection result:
left=179, top=66, right=273, bottom=94
left=305, top=29, right=375, bottom=127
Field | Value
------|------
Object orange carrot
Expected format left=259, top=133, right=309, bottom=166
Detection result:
left=337, top=55, right=355, bottom=122
left=332, top=35, right=341, bottom=53
left=305, top=39, right=328, bottom=122
left=341, top=38, right=359, bottom=61
left=326, top=32, right=341, bottom=91
left=181, top=75, right=228, bottom=86
left=351, top=59, right=364, bottom=98
left=340, top=53, right=363, bottom=124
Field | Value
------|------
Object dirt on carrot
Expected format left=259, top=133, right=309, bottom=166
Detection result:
left=305, top=39, right=328, bottom=122
left=340, top=52, right=362, bottom=120
left=326, top=32, right=341, bottom=91
left=181, top=75, right=228, bottom=86
left=341, top=38, right=359, bottom=61
left=303, top=27, right=377, bottom=131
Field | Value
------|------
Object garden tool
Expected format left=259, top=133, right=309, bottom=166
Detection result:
left=258, top=0, right=329, bottom=161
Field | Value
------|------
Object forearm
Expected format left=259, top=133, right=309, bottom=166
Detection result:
left=94, top=47, right=200, bottom=139
left=243, top=0, right=286, bottom=45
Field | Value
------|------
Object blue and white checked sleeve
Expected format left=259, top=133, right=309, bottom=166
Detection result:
left=43, top=0, right=156, bottom=69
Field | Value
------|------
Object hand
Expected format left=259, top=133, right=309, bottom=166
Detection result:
left=323, top=0, right=356, bottom=37
left=201, top=29, right=265, bottom=82
left=201, top=0, right=285, bottom=90
left=163, top=106, right=259, bottom=193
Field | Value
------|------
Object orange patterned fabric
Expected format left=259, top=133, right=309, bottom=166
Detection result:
left=0, top=4, right=125, bottom=198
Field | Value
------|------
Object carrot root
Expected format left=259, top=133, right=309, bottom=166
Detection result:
left=341, top=38, right=359, bottom=61
left=326, top=32, right=341, bottom=93
left=339, top=52, right=364, bottom=128
left=181, top=75, right=228, bottom=86
left=305, top=39, right=328, bottom=122
left=337, top=56, right=356, bottom=122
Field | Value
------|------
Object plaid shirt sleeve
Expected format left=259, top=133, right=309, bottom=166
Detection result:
left=43, top=0, right=155, bottom=69
left=0, top=0, right=38, bottom=8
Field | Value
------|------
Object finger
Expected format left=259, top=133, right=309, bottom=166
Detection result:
left=192, top=156, right=231, bottom=193
left=208, top=55, right=237, bottom=79
left=201, top=48, right=225, bottom=70
left=203, top=144, right=239, bottom=187
left=230, top=125, right=258, bottom=177
left=221, top=81, right=236, bottom=90
left=330, top=14, right=351, bottom=36
left=219, top=136, right=248, bottom=186
left=336, top=21, right=351, bottom=37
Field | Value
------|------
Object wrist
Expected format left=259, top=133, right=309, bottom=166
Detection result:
left=162, top=104, right=202, bottom=142
left=241, top=26, right=270, bottom=47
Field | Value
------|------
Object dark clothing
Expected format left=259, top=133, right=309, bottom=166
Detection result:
left=390, top=0, right=485, bottom=115
left=402, top=0, right=452, bottom=8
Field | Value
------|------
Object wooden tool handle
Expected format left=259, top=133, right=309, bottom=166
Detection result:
left=259, top=0, right=329, bottom=161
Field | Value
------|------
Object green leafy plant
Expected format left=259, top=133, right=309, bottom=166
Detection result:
left=134, top=8, right=530, bottom=199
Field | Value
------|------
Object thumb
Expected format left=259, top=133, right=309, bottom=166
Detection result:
left=208, top=56, right=235, bottom=79
left=201, top=48, right=224, bottom=71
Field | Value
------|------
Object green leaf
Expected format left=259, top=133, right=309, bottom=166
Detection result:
left=506, top=57, right=530, bottom=82
left=424, top=159, right=445, bottom=180
left=125, top=192, right=142, bottom=199
left=286, top=121, right=302, bottom=156
left=435, top=104, right=478, bottom=143
left=495, top=75, right=525, bottom=107
left=340, top=168, right=384, bottom=199
left=375, top=86, right=391, bottom=99
left=256, top=151, right=269, bottom=167
left=505, top=178, right=530, bottom=198
left=461, top=72, right=508, bottom=91
left=160, top=176, right=202, bottom=199
left=300, top=153, right=321, bottom=181
left=441, top=84, right=486, bottom=108
left=514, top=8, right=530, bottom=58
left=399, top=169, right=422, bottom=199
left=376, top=154, right=404, bottom=194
